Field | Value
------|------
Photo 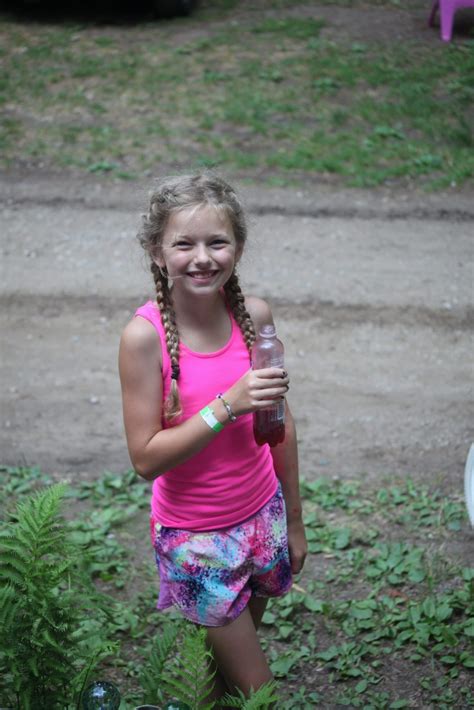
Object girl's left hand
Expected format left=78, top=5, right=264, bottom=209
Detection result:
left=287, top=518, right=307, bottom=575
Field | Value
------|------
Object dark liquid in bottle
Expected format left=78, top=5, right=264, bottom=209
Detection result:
left=253, top=412, right=286, bottom=447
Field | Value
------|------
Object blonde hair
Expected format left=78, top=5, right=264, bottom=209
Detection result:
left=138, top=173, right=256, bottom=421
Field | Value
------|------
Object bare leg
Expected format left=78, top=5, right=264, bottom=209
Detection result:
left=206, top=605, right=273, bottom=697
left=204, top=597, right=270, bottom=707
left=248, top=595, right=269, bottom=630
left=204, top=653, right=230, bottom=706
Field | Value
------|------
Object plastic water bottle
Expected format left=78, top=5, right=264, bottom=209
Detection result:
left=252, top=324, right=286, bottom=447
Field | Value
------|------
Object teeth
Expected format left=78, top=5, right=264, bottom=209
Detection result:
left=190, top=271, right=215, bottom=279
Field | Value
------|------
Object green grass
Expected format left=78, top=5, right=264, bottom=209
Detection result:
left=1, top=465, right=472, bottom=708
left=0, top=3, right=473, bottom=187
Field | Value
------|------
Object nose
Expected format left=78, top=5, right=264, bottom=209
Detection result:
left=194, top=243, right=212, bottom=266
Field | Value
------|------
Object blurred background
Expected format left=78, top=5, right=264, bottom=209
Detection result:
left=1, top=0, right=473, bottom=189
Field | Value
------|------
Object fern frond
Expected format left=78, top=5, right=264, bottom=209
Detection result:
left=16, top=490, right=57, bottom=534
left=222, top=681, right=278, bottom=709
left=11, top=524, right=32, bottom=552
left=8, top=484, right=66, bottom=547
left=35, top=531, right=68, bottom=556
left=0, top=533, right=31, bottom=563
left=0, top=566, right=25, bottom=588
left=140, top=622, right=180, bottom=704
left=26, top=655, right=40, bottom=678
left=0, top=584, right=18, bottom=632
left=17, top=507, right=41, bottom=538
left=43, top=559, right=74, bottom=585
left=0, top=550, right=30, bottom=578
left=0, top=537, right=31, bottom=587
left=72, top=641, right=118, bottom=710
left=37, top=604, right=71, bottom=633
left=161, top=626, right=215, bottom=710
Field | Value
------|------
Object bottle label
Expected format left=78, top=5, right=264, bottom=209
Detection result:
left=268, top=356, right=284, bottom=368
left=269, top=400, right=285, bottom=422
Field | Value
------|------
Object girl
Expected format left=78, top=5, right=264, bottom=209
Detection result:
left=119, top=173, right=307, bottom=702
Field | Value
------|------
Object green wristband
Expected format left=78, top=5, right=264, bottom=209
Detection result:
left=199, top=405, right=224, bottom=433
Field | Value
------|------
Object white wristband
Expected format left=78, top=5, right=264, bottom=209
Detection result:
left=199, top=405, right=224, bottom=433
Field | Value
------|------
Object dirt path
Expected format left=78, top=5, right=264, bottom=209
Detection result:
left=1, top=172, right=472, bottom=491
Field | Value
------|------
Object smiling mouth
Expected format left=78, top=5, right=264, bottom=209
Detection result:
left=187, top=270, right=218, bottom=280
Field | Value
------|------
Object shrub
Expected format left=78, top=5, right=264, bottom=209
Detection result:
left=0, top=484, right=115, bottom=709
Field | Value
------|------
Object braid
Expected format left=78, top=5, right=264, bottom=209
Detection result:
left=151, top=262, right=182, bottom=421
left=138, top=173, right=252, bottom=415
left=224, top=271, right=256, bottom=355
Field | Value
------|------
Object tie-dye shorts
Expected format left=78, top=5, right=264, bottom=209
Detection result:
left=150, top=485, right=292, bottom=627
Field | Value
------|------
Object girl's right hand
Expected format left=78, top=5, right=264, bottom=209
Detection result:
left=224, top=368, right=289, bottom=417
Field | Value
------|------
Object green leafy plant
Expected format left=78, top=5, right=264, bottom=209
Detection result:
left=364, top=542, right=426, bottom=586
left=0, top=484, right=116, bottom=710
left=160, top=626, right=215, bottom=710
left=139, top=622, right=181, bottom=706
left=136, top=621, right=279, bottom=709
left=222, top=682, right=278, bottom=708
left=1, top=466, right=472, bottom=707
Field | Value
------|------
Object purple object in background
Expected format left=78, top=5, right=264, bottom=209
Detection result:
left=428, top=0, right=474, bottom=41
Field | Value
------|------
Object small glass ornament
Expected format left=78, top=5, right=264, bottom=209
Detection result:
left=82, top=681, right=121, bottom=710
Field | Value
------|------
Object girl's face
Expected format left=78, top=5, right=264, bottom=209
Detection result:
left=155, top=203, right=241, bottom=296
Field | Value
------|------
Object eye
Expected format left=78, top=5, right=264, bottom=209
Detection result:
left=210, top=238, right=229, bottom=248
left=174, top=240, right=192, bottom=249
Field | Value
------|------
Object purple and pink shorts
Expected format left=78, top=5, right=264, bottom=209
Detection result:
left=150, top=485, right=292, bottom=627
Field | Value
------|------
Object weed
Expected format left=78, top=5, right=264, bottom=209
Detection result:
left=364, top=542, right=426, bottom=586
left=0, top=466, right=471, bottom=707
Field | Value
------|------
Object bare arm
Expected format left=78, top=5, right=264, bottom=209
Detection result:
left=270, top=405, right=307, bottom=574
left=119, top=315, right=288, bottom=480
left=245, top=296, right=307, bottom=575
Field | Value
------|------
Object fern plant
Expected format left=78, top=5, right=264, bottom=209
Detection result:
left=139, top=621, right=278, bottom=710
left=222, top=683, right=278, bottom=709
left=0, top=483, right=116, bottom=710
left=161, top=626, right=215, bottom=710
left=139, top=622, right=181, bottom=706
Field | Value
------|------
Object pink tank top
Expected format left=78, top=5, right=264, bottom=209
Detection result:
left=135, top=301, right=278, bottom=531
